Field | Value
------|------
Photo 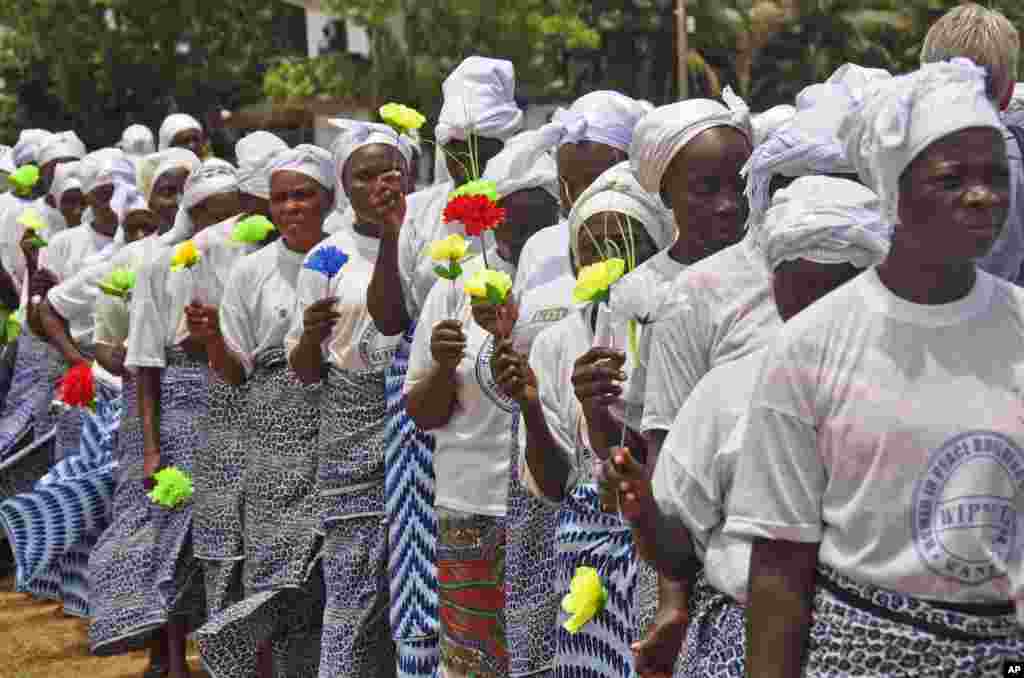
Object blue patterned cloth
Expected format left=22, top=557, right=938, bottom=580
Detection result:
left=385, top=327, right=440, bottom=662
left=680, top=572, right=744, bottom=677
left=0, top=334, right=53, bottom=465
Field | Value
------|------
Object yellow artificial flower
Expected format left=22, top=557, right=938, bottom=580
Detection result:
left=428, top=234, right=470, bottom=264
left=17, top=208, right=46, bottom=233
left=380, top=103, right=426, bottom=132
left=561, top=566, right=608, bottom=634
left=572, top=258, right=626, bottom=305
left=170, top=240, right=201, bottom=272
left=464, top=268, right=513, bottom=305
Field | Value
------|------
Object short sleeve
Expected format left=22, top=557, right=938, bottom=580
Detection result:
left=94, top=295, right=130, bottom=348
left=723, top=340, right=826, bottom=544
left=46, top=256, right=112, bottom=329
left=525, top=327, right=581, bottom=496
left=218, top=264, right=257, bottom=377
left=642, top=296, right=710, bottom=432
left=125, top=254, right=169, bottom=369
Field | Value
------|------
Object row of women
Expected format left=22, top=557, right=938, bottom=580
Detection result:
left=2, top=6, right=1024, bottom=678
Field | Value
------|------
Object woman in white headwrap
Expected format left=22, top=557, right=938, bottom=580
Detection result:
left=120, top=124, right=156, bottom=158
left=610, top=176, right=889, bottom=678
left=276, top=124, right=411, bottom=677
left=88, top=160, right=247, bottom=676
left=489, top=163, right=671, bottom=678
left=235, top=130, right=288, bottom=221
left=48, top=161, right=86, bottom=230
left=33, top=131, right=87, bottom=232
left=404, top=132, right=560, bottom=678
left=724, top=59, right=1024, bottom=678
left=158, top=113, right=207, bottom=158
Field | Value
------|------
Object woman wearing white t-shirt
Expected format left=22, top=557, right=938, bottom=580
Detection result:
left=611, top=176, right=890, bottom=678
left=725, top=59, right=1024, bottom=677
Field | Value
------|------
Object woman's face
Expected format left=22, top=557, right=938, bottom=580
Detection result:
left=896, top=126, right=1011, bottom=264
left=58, top=188, right=86, bottom=228
left=345, top=144, right=407, bottom=220
left=189, top=190, right=242, bottom=233
left=87, top=183, right=118, bottom=228
left=443, top=137, right=504, bottom=186
left=149, top=167, right=189, bottom=231
left=269, top=170, right=331, bottom=254
left=123, top=209, right=160, bottom=244
left=575, top=211, right=658, bottom=271
left=556, top=142, right=625, bottom=219
left=661, top=126, right=751, bottom=262
left=171, top=128, right=206, bottom=158
left=492, top=188, right=561, bottom=268
left=772, top=259, right=862, bottom=322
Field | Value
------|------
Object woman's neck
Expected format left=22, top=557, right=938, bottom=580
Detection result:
left=354, top=221, right=383, bottom=239
left=91, top=213, right=118, bottom=238
left=876, top=255, right=977, bottom=305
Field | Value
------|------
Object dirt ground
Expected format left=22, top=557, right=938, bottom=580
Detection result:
left=0, top=576, right=208, bottom=678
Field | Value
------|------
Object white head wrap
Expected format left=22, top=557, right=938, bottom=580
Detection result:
left=235, top=131, right=288, bottom=200
left=80, top=149, right=137, bottom=195
left=743, top=63, right=893, bottom=229
left=0, top=146, right=12, bottom=175
left=160, top=158, right=239, bottom=247
left=267, top=144, right=336, bottom=194
left=13, top=129, right=52, bottom=166
left=328, top=120, right=412, bottom=198
left=630, top=87, right=752, bottom=196
left=569, top=161, right=676, bottom=266
left=110, top=184, right=152, bottom=226
left=1003, top=82, right=1024, bottom=127
left=751, top=105, right=796, bottom=147
left=479, top=128, right=560, bottom=201
left=838, top=58, right=1003, bottom=226
left=49, top=161, right=82, bottom=206
left=158, top=113, right=203, bottom=151
left=119, top=124, right=156, bottom=156
left=138, top=148, right=202, bottom=204
left=544, top=91, right=652, bottom=152
left=37, top=131, right=86, bottom=167
left=758, top=175, right=890, bottom=271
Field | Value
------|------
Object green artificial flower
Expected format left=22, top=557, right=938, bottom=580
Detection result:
left=147, top=466, right=194, bottom=509
left=449, top=179, right=500, bottom=203
left=230, top=215, right=276, bottom=244
left=96, top=267, right=136, bottom=298
left=8, top=165, right=39, bottom=197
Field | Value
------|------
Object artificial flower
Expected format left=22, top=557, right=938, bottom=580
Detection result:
left=443, top=194, right=506, bottom=238
left=97, top=267, right=136, bottom=298
left=449, top=179, right=500, bottom=203
left=464, top=268, right=513, bottom=306
left=561, top=566, right=608, bottom=634
left=572, top=258, right=626, bottom=305
left=230, top=215, right=276, bottom=244
left=147, top=466, right=194, bottom=509
left=0, top=307, right=20, bottom=344
left=17, top=208, right=48, bottom=248
left=170, top=240, right=201, bottom=272
left=304, top=245, right=349, bottom=280
left=429, top=234, right=470, bottom=280
left=56, top=362, right=96, bottom=412
left=380, top=103, right=426, bottom=133
left=8, top=165, right=39, bottom=197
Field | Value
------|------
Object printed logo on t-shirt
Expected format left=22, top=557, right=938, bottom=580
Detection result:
left=358, top=323, right=397, bottom=370
left=475, top=334, right=519, bottom=414
left=912, top=431, right=1024, bottom=586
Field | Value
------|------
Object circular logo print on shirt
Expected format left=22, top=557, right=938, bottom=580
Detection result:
left=358, top=323, right=398, bottom=371
left=911, top=430, right=1024, bottom=586
left=475, top=334, right=519, bottom=414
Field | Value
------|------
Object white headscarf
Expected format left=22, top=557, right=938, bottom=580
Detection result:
left=110, top=184, right=152, bottom=226
left=434, top=56, right=524, bottom=184
left=751, top=105, right=796, bottom=147
left=480, top=128, right=559, bottom=201
left=569, top=161, right=676, bottom=267
left=328, top=120, right=412, bottom=198
left=267, top=144, right=336, bottom=195
left=138, top=148, right=202, bottom=204
left=544, top=91, right=652, bottom=152
left=630, top=87, right=752, bottom=196
left=839, top=58, right=1003, bottom=226
left=0, top=146, right=12, bottom=175
left=758, top=175, right=890, bottom=271
left=119, top=124, right=156, bottom=156
left=158, top=113, right=203, bottom=151
left=1003, top=82, right=1024, bottom=127
left=160, top=158, right=238, bottom=247
left=37, top=131, right=87, bottom=167
left=49, top=161, right=82, bottom=206
left=235, top=131, right=288, bottom=201
left=13, top=129, right=52, bottom=167
left=80, top=149, right=136, bottom=195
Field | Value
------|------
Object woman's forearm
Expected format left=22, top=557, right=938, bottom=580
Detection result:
left=521, top=396, right=573, bottom=502
left=367, top=232, right=411, bottom=337
left=289, top=334, right=324, bottom=386
left=406, top=364, right=458, bottom=431
left=746, top=538, right=819, bottom=678
left=38, top=301, right=85, bottom=365
left=95, top=344, right=126, bottom=377
left=630, top=497, right=699, bottom=580
left=137, top=366, right=162, bottom=469
left=205, top=334, right=246, bottom=386
left=0, top=265, right=18, bottom=310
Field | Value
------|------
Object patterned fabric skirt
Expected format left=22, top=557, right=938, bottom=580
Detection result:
left=386, top=325, right=440, bottom=678
left=806, top=563, right=1024, bottom=677
left=436, top=507, right=508, bottom=678
left=553, top=484, right=658, bottom=678
left=0, top=333, right=53, bottom=464
left=195, top=350, right=323, bottom=678
left=0, top=378, right=121, bottom=615
left=88, top=350, right=210, bottom=655
left=680, top=572, right=744, bottom=678
left=48, top=343, right=99, bottom=465
left=505, top=416, right=560, bottom=678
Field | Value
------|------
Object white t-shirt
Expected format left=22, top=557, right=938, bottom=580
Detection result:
left=0, top=194, right=61, bottom=299
left=652, top=352, right=761, bottom=604
left=404, top=255, right=519, bottom=517
left=513, top=219, right=571, bottom=292
left=285, top=228, right=401, bottom=374
left=513, top=273, right=575, bottom=355
left=724, top=268, right=1024, bottom=604
left=94, top=294, right=129, bottom=349
left=219, top=239, right=305, bottom=376
left=323, top=204, right=354, bottom=236
left=642, top=235, right=780, bottom=432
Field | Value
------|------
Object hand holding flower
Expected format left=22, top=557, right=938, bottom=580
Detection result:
left=430, top=319, right=466, bottom=372
left=300, top=297, right=341, bottom=346
left=184, top=302, right=220, bottom=344
left=491, top=337, right=536, bottom=406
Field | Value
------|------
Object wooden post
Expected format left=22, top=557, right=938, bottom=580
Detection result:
left=677, top=0, right=688, bottom=100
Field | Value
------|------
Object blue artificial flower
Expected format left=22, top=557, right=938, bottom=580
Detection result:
left=304, top=245, right=349, bottom=279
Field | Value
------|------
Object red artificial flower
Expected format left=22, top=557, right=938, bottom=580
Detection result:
left=57, top=362, right=95, bottom=410
left=443, top=194, right=506, bottom=238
